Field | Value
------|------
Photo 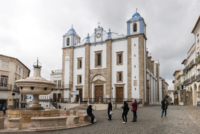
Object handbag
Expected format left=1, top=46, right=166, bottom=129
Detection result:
left=110, top=111, right=113, bottom=115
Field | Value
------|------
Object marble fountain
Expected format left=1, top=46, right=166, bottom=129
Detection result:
left=0, top=60, right=92, bottom=132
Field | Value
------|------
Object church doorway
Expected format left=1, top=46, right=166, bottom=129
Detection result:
left=116, top=87, right=123, bottom=102
left=95, top=85, right=103, bottom=102
left=76, top=89, right=82, bottom=102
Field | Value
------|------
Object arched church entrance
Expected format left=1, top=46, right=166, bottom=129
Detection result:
left=91, top=75, right=106, bottom=102
left=193, top=84, right=197, bottom=106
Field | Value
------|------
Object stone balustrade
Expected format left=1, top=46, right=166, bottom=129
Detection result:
left=8, top=118, right=22, bottom=130
left=30, top=116, right=68, bottom=130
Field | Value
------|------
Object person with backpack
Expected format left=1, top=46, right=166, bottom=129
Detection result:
left=87, top=105, right=95, bottom=123
left=122, top=101, right=129, bottom=124
left=131, top=99, right=138, bottom=122
left=161, top=98, right=169, bottom=117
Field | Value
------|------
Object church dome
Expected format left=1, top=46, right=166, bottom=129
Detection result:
left=67, top=27, right=77, bottom=35
left=131, top=12, right=142, bottom=19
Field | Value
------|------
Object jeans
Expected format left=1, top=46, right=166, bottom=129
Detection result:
left=161, top=109, right=167, bottom=117
left=88, top=113, right=95, bottom=123
left=122, top=113, right=127, bottom=122
left=133, top=111, right=137, bottom=121
left=108, top=111, right=112, bottom=120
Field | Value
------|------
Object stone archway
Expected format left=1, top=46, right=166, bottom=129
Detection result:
left=193, top=83, right=197, bottom=106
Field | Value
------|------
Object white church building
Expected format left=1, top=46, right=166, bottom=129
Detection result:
left=59, top=11, right=168, bottom=106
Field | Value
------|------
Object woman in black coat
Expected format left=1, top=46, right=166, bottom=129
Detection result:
left=122, top=101, right=129, bottom=124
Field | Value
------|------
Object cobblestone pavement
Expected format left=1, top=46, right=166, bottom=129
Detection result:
left=14, top=106, right=200, bottom=134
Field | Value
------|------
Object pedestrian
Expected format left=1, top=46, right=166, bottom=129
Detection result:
left=122, top=101, right=129, bottom=124
left=52, top=101, right=54, bottom=106
left=161, top=98, right=169, bottom=117
left=58, top=105, right=61, bottom=109
left=131, top=99, right=137, bottom=122
left=87, top=105, right=95, bottom=123
left=107, top=100, right=112, bottom=121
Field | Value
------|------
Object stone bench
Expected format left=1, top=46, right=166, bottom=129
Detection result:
left=30, top=116, right=68, bottom=130
left=67, top=116, right=80, bottom=126
left=8, top=118, right=22, bottom=130
left=60, top=110, right=70, bottom=116
left=79, top=114, right=90, bottom=124
left=70, top=110, right=76, bottom=116
left=0, top=117, right=5, bottom=130
left=76, top=110, right=87, bottom=116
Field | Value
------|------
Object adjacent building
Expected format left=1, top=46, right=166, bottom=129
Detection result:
left=173, top=15, right=200, bottom=106
left=0, top=54, right=30, bottom=110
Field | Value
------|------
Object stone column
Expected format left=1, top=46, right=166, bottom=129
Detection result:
left=106, top=39, right=112, bottom=98
left=127, top=37, right=132, bottom=98
left=84, top=43, right=90, bottom=98
left=138, top=35, right=145, bottom=105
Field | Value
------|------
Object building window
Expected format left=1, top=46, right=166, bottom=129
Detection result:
left=77, top=75, right=82, bottom=84
left=58, top=80, right=61, bottom=87
left=67, top=37, right=70, bottom=46
left=77, top=58, right=82, bottom=69
left=2, top=61, right=9, bottom=68
left=16, top=65, right=18, bottom=72
left=117, top=71, right=123, bottom=83
left=133, top=23, right=137, bottom=32
left=95, top=51, right=102, bottom=68
left=0, top=75, right=8, bottom=86
left=116, top=51, right=123, bottom=65
left=134, top=80, right=137, bottom=86
left=19, top=68, right=21, bottom=75
left=197, top=34, right=199, bottom=43
left=54, top=80, right=57, bottom=86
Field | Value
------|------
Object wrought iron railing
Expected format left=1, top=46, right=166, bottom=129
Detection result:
left=13, top=85, right=20, bottom=93
left=183, top=78, right=191, bottom=86
left=196, top=74, right=200, bottom=82
left=191, top=75, right=196, bottom=82
left=0, top=83, right=12, bottom=91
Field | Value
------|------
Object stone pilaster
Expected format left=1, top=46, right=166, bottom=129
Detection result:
left=84, top=43, right=90, bottom=98
left=106, top=39, right=112, bottom=98
left=138, top=35, right=145, bottom=105
left=127, top=37, right=132, bottom=99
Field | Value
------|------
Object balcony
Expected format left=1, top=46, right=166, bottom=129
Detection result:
left=0, top=84, right=12, bottom=91
left=183, top=78, right=191, bottom=86
left=196, top=74, right=200, bottom=82
left=13, top=85, right=20, bottom=93
left=191, top=75, right=196, bottom=82
left=183, top=59, right=196, bottom=73
left=52, top=84, right=72, bottom=90
left=196, top=55, right=200, bottom=64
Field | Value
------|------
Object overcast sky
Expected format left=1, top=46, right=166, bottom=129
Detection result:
left=0, top=0, right=200, bottom=90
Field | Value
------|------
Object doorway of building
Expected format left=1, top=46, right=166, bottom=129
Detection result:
left=53, top=93, right=57, bottom=102
left=76, top=89, right=82, bottom=102
left=95, top=85, right=103, bottom=102
left=116, top=87, right=123, bottom=102
left=58, top=93, right=61, bottom=102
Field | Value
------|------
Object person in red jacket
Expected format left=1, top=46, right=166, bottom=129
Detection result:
left=131, top=99, right=137, bottom=122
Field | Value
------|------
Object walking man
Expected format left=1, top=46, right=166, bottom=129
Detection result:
left=161, top=98, right=169, bottom=117
left=107, top=100, right=112, bottom=121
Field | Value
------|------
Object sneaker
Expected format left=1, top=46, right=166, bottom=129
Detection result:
left=161, top=116, right=163, bottom=118
left=123, top=121, right=126, bottom=124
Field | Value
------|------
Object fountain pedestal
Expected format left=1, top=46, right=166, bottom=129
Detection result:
left=27, top=94, right=44, bottom=110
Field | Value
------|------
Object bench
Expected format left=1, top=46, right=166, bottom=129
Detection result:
left=76, top=110, right=87, bottom=116
left=0, top=117, right=5, bottom=130
left=8, top=118, right=22, bottom=130
left=0, top=111, right=3, bottom=117
left=30, top=116, right=68, bottom=130
left=79, top=114, right=90, bottom=124
left=67, top=116, right=80, bottom=126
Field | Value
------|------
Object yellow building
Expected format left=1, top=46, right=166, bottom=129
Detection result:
left=0, top=54, right=30, bottom=110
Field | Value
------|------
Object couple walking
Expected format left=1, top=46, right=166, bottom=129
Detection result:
left=121, top=99, right=138, bottom=124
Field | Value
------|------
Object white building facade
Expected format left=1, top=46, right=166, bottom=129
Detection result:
left=61, top=12, right=167, bottom=105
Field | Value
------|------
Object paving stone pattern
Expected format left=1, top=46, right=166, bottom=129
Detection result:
left=10, top=106, right=200, bottom=134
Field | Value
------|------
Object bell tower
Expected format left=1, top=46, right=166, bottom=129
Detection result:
left=127, top=10, right=146, bottom=36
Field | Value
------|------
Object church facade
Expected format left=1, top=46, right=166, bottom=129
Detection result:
left=61, top=12, right=168, bottom=105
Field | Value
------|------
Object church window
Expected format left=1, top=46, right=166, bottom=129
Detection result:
left=95, top=51, right=102, bottom=68
left=67, top=37, right=70, bottom=46
left=117, top=71, right=123, bottom=83
left=134, top=80, right=137, bottom=86
left=77, top=75, right=82, bottom=84
left=133, top=23, right=137, bottom=32
left=77, top=58, right=82, bottom=69
left=116, top=51, right=123, bottom=65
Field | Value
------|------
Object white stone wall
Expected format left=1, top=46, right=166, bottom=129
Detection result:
left=112, top=39, right=127, bottom=98
left=132, top=37, right=139, bottom=98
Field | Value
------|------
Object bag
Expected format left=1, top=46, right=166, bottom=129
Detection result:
left=110, top=111, right=113, bottom=115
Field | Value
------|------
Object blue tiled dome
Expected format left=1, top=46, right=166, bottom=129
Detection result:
left=67, top=27, right=77, bottom=35
left=131, top=12, right=142, bottom=19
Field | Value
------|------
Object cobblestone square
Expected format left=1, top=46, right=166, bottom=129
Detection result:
left=21, top=106, right=200, bottom=134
